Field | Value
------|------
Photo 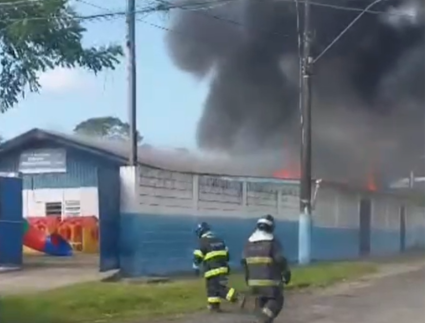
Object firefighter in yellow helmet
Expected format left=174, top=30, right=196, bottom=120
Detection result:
left=193, top=222, right=246, bottom=312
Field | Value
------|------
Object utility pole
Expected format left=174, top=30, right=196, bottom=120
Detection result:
left=298, top=0, right=313, bottom=265
left=126, top=0, right=138, bottom=165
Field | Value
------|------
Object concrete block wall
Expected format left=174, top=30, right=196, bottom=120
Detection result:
left=119, top=165, right=425, bottom=277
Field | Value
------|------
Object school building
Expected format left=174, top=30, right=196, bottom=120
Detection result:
left=0, top=128, right=425, bottom=275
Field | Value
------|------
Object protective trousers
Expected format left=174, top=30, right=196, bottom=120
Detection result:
left=205, top=274, right=238, bottom=309
left=252, top=287, right=284, bottom=323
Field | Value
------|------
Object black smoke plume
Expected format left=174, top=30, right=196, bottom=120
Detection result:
left=165, top=0, right=424, bottom=186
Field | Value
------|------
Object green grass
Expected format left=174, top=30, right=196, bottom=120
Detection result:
left=0, top=262, right=377, bottom=323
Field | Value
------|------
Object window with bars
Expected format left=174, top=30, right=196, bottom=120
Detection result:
left=45, top=202, right=62, bottom=216
left=64, top=200, right=81, bottom=217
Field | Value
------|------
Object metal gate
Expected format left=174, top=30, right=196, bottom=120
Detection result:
left=97, top=167, right=120, bottom=272
left=0, top=176, right=23, bottom=268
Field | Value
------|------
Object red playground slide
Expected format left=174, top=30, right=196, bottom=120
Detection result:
left=23, top=219, right=73, bottom=256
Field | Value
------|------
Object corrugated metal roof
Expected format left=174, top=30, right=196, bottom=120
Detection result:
left=0, top=129, right=419, bottom=195
left=0, top=128, right=290, bottom=179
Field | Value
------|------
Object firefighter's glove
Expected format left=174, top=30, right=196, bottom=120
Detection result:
left=282, top=270, right=291, bottom=285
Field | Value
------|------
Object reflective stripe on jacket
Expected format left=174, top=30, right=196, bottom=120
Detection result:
left=242, top=238, right=287, bottom=288
left=193, top=232, right=230, bottom=278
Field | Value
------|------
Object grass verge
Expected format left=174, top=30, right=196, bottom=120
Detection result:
left=0, top=261, right=377, bottom=323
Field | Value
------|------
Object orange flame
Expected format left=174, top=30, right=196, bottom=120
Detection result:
left=367, top=173, right=377, bottom=191
left=273, top=168, right=300, bottom=179
left=273, top=143, right=300, bottom=179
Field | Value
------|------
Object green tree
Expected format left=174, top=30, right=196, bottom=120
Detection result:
left=74, top=116, right=143, bottom=143
left=0, top=0, right=123, bottom=112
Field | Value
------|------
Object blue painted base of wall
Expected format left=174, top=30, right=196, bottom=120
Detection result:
left=406, top=227, right=425, bottom=249
left=371, top=230, right=401, bottom=255
left=119, top=213, right=420, bottom=277
left=311, top=227, right=360, bottom=260
left=120, top=213, right=298, bottom=277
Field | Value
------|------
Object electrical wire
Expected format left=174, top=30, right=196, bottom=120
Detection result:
left=1, top=7, right=163, bottom=24
left=75, top=0, right=231, bottom=45
left=313, top=0, right=386, bottom=62
left=0, top=0, right=417, bottom=18
left=0, top=0, right=417, bottom=32
left=163, top=0, right=416, bottom=17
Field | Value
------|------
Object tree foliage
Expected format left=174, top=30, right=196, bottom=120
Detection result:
left=74, top=116, right=143, bottom=143
left=0, top=0, right=123, bottom=112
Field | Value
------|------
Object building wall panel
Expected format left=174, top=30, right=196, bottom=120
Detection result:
left=22, top=187, right=99, bottom=218
left=405, top=204, right=425, bottom=248
left=0, top=140, right=120, bottom=189
left=119, top=166, right=425, bottom=277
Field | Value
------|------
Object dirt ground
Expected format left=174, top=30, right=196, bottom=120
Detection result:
left=0, top=254, right=107, bottom=295
left=145, top=257, right=424, bottom=323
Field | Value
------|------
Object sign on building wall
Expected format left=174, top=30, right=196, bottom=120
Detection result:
left=19, top=149, right=67, bottom=174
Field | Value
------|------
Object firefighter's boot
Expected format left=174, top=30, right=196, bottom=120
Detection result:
left=207, top=303, right=222, bottom=313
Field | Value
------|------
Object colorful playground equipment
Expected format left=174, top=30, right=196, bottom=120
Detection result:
left=23, top=219, right=73, bottom=256
left=24, top=216, right=99, bottom=255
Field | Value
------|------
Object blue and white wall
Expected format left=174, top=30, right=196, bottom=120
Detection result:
left=311, top=186, right=361, bottom=260
left=0, top=141, right=122, bottom=218
left=404, top=204, right=425, bottom=248
left=119, top=165, right=425, bottom=277
left=371, top=195, right=402, bottom=255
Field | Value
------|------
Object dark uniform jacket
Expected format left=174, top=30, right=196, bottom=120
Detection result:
left=241, top=230, right=290, bottom=293
left=193, top=232, right=230, bottom=279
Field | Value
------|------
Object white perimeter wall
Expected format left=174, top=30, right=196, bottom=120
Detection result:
left=23, top=187, right=99, bottom=218
left=314, top=184, right=425, bottom=232
left=120, top=165, right=425, bottom=230
left=313, top=186, right=360, bottom=229
left=120, top=166, right=300, bottom=220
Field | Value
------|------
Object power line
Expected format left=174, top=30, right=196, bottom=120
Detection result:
left=1, top=6, right=163, bottom=24
left=304, top=0, right=394, bottom=15
left=0, top=0, right=416, bottom=34
left=0, top=0, right=417, bottom=17
left=75, top=0, right=189, bottom=33
left=161, top=0, right=416, bottom=18
left=313, top=0, right=386, bottom=63
left=72, top=0, right=417, bottom=59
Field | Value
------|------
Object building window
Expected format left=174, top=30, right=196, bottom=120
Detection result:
left=45, top=202, right=62, bottom=217
left=64, top=200, right=81, bottom=217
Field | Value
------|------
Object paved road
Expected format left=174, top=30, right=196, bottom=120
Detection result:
left=287, top=267, right=424, bottom=323
left=152, top=264, right=424, bottom=323
left=0, top=254, right=104, bottom=295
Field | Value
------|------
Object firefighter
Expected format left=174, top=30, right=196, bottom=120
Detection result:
left=193, top=222, right=246, bottom=312
left=241, top=214, right=291, bottom=323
